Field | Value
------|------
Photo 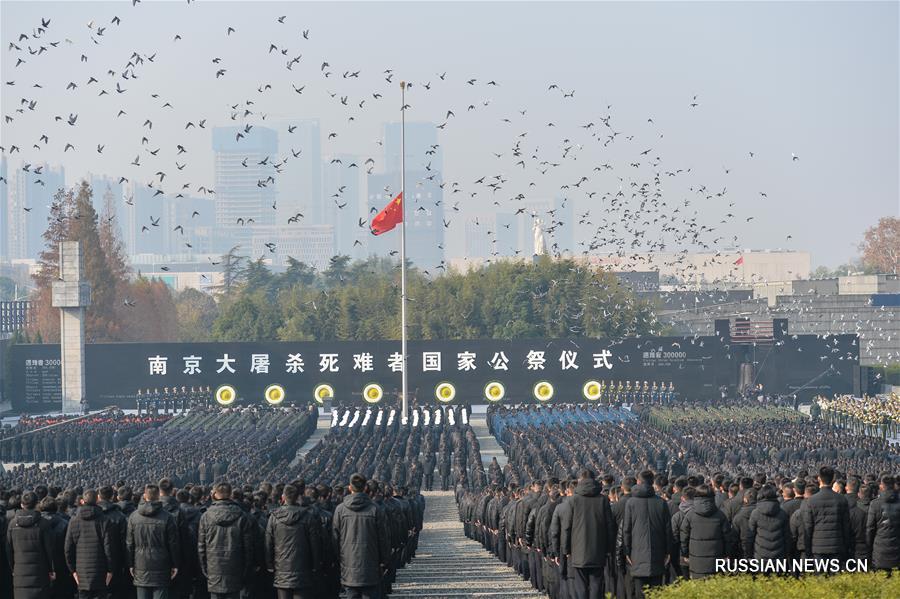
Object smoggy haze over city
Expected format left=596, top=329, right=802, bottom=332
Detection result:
left=1, top=0, right=897, bottom=268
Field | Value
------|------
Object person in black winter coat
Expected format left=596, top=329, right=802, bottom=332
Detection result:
left=849, top=483, right=876, bottom=561
left=197, top=483, right=254, bottom=599
left=332, top=473, right=390, bottom=599
left=6, top=492, right=55, bottom=599
left=126, top=484, right=179, bottom=599
left=38, top=497, right=75, bottom=599
left=97, top=485, right=129, bottom=597
left=265, top=483, right=324, bottom=599
left=680, top=484, right=732, bottom=579
left=621, top=471, right=672, bottom=599
left=802, top=466, right=852, bottom=560
left=64, top=490, right=113, bottom=598
left=732, top=488, right=757, bottom=558
left=866, top=475, right=900, bottom=570
left=564, top=469, right=615, bottom=599
left=746, top=484, right=790, bottom=559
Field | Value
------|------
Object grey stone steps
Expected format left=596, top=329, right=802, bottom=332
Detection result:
left=391, top=491, right=546, bottom=598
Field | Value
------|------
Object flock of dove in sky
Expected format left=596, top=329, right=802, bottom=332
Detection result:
left=3, top=2, right=888, bottom=367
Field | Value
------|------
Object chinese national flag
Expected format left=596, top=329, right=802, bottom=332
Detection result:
left=370, top=192, right=403, bottom=235
left=734, top=256, right=744, bottom=266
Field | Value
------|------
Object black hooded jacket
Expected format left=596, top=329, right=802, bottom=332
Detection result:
left=565, top=478, right=615, bottom=569
left=332, top=492, right=390, bottom=588
left=621, top=484, right=672, bottom=577
left=265, top=498, right=324, bottom=589
left=64, top=505, right=114, bottom=591
left=746, top=498, right=790, bottom=559
left=126, top=501, right=179, bottom=588
left=197, top=499, right=254, bottom=594
left=6, top=509, right=54, bottom=595
left=802, top=487, right=851, bottom=558
left=866, top=489, right=900, bottom=569
left=680, top=495, right=731, bottom=577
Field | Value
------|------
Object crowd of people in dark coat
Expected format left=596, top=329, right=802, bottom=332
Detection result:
left=459, top=403, right=900, bottom=599
left=0, top=407, right=317, bottom=490
left=290, top=405, right=485, bottom=491
left=0, top=413, right=170, bottom=464
left=2, top=474, right=423, bottom=599
left=0, top=403, right=472, bottom=599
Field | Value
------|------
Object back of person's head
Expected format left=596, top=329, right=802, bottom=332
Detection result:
left=846, top=478, right=860, bottom=494
left=696, top=484, right=713, bottom=498
left=21, top=491, right=37, bottom=510
left=687, top=475, right=701, bottom=488
left=740, top=477, right=754, bottom=490
left=213, top=482, right=232, bottom=500
left=655, top=474, right=669, bottom=489
left=881, top=475, right=896, bottom=490
left=282, top=484, right=299, bottom=505
left=818, top=466, right=835, bottom=486
left=579, top=469, right=595, bottom=481
left=682, top=487, right=697, bottom=501
left=753, top=472, right=766, bottom=487
left=144, top=485, right=160, bottom=502
left=861, top=483, right=879, bottom=501
left=38, top=496, right=57, bottom=513
left=176, top=490, right=190, bottom=504
left=758, top=484, right=777, bottom=501
left=98, top=485, right=114, bottom=501
left=117, top=486, right=133, bottom=502
left=728, top=483, right=739, bottom=497
left=81, top=489, right=98, bottom=506
left=639, top=470, right=655, bottom=488
left=189, top=486, right=203, bottom=504
left=744, top=488, right=758, bottom=504
left=350, top=473, right=366, bottom=493
left=158, top=478, right=174, bottom=496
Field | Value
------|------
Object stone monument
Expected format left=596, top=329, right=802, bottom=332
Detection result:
left=51, top=241, right=91, bottom=413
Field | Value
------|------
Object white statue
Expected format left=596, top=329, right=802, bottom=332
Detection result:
left=532, top=217, right=547, bottom=256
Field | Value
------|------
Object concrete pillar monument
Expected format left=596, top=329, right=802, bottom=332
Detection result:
left=51, top=241, right=91, bottom=413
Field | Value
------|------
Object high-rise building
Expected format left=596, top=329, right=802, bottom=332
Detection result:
left=128, top=181, right=168, bottom=257
left=250, top=225, right=335, bottom=271
left=383, top=122, right=442, bottom=174
left=163, top=195, right=215, bottom=257
left=367, top=170, right=444, bottom=272
left=322, top=154, right=364, bottom=258
left=0, top=156, right=7, bottom=264
left=212, top=125, right=278, bottom=253
left=10, top=163, right=65, bottom=260
left=277, top=119, right=322, bottom=225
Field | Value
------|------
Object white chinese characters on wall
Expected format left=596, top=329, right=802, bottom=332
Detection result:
left=148, top=348, right=615, bottom=375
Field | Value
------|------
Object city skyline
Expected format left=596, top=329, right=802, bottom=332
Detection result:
left=1, top=1, right=897, bottom=272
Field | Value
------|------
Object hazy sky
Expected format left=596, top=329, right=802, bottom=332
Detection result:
left=1, top=0, right=897, bottom=267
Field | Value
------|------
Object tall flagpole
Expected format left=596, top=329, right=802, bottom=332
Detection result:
left=400, top=80, right=409, bottom=423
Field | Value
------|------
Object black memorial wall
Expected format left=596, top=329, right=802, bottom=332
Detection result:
left=8, top=334, right=858, bottom=413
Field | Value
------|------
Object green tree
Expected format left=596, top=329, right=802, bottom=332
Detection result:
left=175, top=288, right=220, bottom=342
left=324, top=254, right=352, bottom=287
left=212, top=290, right=282, bottom=341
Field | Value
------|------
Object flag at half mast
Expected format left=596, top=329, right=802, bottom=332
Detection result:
left=370, top=192, right=403, bottom=235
